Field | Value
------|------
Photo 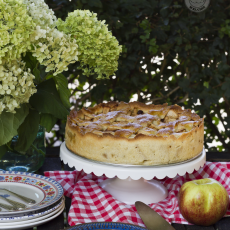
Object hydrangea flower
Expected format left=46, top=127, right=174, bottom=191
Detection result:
left=0, top=0, right=36, bottom=63
left=23, top=0, right=79, bottom=75
left=0, top=59, right=36, bottom=113
left=56, top=10, right=122, bottom=79
left=22, top=0, right=57, bottom=29
left=0, top=0, right=121, bottom=117
left=31, top=28, right=79, bottom=75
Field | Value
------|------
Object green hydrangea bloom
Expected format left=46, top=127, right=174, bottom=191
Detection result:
left=32, top=28, right=79, bottom=75
left=56, top=10, right=122, bottom=79
left=0, top=59, right=36, bottom=113
left=24, top=0, right=79, bottom=75
left=0, top=0, right=35, bottom=63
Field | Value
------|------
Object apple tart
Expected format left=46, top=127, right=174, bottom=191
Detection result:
left=65, top=101, right=204, bottom=165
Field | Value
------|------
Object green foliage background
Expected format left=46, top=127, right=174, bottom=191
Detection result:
left=45, top=0, right=230, bottom=152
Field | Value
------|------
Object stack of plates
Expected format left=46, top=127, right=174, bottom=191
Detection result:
left=0, top=171, right=64, bottom=230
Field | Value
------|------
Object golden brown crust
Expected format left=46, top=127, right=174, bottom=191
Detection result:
left=65, top=101, right=204, bottom=165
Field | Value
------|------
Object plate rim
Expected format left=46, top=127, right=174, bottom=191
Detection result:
left=0, top=171, right=64, bottom=215
left=0, top=196, right=64, bottom=222
left=0, top=201, right=65, bottom=229
left=67, top=222, right=147, bottom=230
left=0, top=199, right=65, bottom=226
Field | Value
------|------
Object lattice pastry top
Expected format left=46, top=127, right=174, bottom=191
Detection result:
left=67, top=101, right=203, bottom=139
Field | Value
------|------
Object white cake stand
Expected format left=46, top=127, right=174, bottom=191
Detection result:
left=60, top=142, right=206, bottom=205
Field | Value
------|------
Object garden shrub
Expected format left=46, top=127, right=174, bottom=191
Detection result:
left=46, top=0, right=230, bottom=152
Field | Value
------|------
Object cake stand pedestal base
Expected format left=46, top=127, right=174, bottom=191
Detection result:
left=99, top=177, right=168, bottom=205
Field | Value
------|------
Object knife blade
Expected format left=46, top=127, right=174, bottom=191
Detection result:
left=135, top=201, right=175, bottom=230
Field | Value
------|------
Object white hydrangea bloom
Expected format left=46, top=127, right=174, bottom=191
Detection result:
left=23, top=0, right=57, bottom=29
left=23, top=0, right=79, bottom=75
left=0, top=60, right=37, bottom=113
left=32, top=28, right=79, bottom=75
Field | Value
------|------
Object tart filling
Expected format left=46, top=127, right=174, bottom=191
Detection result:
left=65, top=101, right=204, bottom=165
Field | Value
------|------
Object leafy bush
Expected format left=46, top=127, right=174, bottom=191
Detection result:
left=46, top=0, right=230, bottom=152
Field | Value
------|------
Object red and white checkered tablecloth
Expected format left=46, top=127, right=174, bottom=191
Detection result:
left=44, top=162, right=230, bottom=226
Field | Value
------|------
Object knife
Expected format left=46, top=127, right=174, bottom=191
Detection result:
left=135, top=201, right=175, bottom=230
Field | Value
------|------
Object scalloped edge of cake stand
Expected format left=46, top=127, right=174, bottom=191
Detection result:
left=60, top=142, right=206, bottom=180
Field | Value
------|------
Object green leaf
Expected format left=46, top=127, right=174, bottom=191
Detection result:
left=160, top=8, right=169, bottom=17
left=46, top=75, right=53, bottom=80
left=0, top=104, right=29, bottom=146
left=148, top=38, right=159, bottom=54
left=54, top=74, right=71, bottom=109
left=159, top=0, right=172, bottom=7
left=212, top=116, right=219, bottom=126
left=15, top=109, right=40, bottom=152
left=29, top=78, right=69, bottom=119
left=33, top=67, right=41, bottom=84
left=0, top=145, right=8, bottom=160
left=40, top=113, right=58, bottom=133
left=163, top=18, right=169, bottom=25
left=22, top=52, right=38, bottom=70
left=203, top=81, right=209, bottom=88
left=88, top=0, right=102, bottom=8
left=178, top=78, right=190, bottom=89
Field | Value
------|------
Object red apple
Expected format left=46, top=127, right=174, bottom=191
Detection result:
left=178, top=178, right=229, bottom=226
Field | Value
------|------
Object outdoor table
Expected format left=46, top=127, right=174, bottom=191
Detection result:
left=32, top=147, right=230, bottom=230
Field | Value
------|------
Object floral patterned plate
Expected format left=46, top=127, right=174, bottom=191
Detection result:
left=66, top=222, right=147, bottom=230
left=0, top=171, right=63, bottom=216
